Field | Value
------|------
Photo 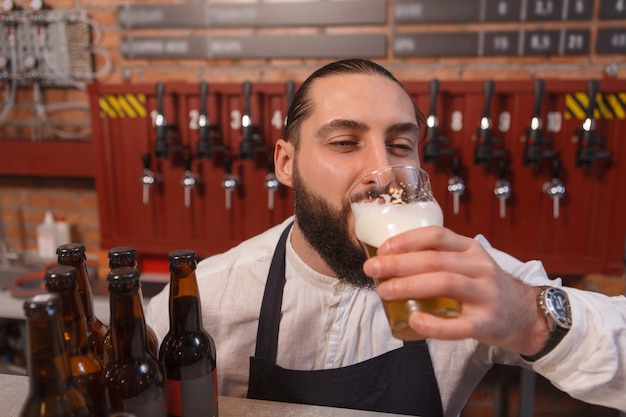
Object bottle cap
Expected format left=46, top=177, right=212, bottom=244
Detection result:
left=44, top=265, right=78, bottom=292
left=23, top=293, right=61, bottom=317
left=107, top=266, right=140, bottom=289
left=56, top=243, right=86, bottom=263
left=168, top=249, right=196, bottom=264
left=108, top=246, right=137, bottom=268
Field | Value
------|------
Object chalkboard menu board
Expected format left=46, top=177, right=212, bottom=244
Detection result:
left=117, top=0, right=626, bottom=59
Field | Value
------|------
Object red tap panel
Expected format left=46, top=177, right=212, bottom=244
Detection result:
left=88, top=80, right=625, bottom=275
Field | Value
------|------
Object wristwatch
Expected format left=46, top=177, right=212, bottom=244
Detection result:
left=521, top=286, right=572, bottom=362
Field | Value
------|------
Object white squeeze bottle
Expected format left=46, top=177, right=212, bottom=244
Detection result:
left=55, top=216, right=71, bottom=247
left=36, top=211, right=57, bottom=259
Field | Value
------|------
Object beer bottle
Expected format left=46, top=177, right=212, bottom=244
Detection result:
left=56, top=243, right=107, bottom=359
left=102, top=246, right=159, bottom=365
left=160, top=249, right=218, bottom=417
left=104, top=266, right=166, bottom=417
left=44, top=265, right=106, bottom=417
left=20, top=293, right=92, bottom=417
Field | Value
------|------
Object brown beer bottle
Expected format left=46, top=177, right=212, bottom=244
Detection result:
left=104, top=266, right=166, bottom=417
left=102, top=246, right=159, bottom=365
left=44, top=265, right=106, bottom=417
left=160, top=249, right=218, bottom=417
left=56, top=243, right=107, bottom=359
left=20, top=293, right=92, bottom=417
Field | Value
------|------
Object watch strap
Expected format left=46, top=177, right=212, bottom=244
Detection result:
left=521, top=324, right=568, bottom=362
left=521, top=286, right=571, bottom=362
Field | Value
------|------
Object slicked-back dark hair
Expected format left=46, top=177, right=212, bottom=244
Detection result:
left=284, top=58, right=423, bottom=149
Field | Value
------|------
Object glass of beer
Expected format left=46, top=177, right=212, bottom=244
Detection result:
left=348, top=165, right=461, bottom=340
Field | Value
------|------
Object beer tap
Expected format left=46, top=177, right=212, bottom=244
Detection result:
left=493, top=160, right=511, bottom=219
left=154, top=82, right=170, bottom=159
left=140, top=153, right=160, bottom=205
left=575, top=79, right=612, bottom=168
left=265, top=157, right=280, bottom=210
left=239, top=81, right=268, bottom=160
left=196, top=81, right=225, bottom=159
left=423, top=79, right=453, bottom=163
left=523, top=79, right=555, bottom=168
left=181, top=154, right=199, bottom=208
left=447, top=157, right=465, bottom=215
left=221, top=156, right=240, bottom=209
left=543, top=159, right=565, bottom=219
left=474, top=80, right=505, bottom=166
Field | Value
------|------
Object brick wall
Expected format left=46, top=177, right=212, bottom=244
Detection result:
left=0, top=1, right=625, bottom=416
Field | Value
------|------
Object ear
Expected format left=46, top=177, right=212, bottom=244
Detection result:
left=274, top=139, right=294, bottom=188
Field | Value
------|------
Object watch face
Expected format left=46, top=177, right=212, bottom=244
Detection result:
left=545, top=287, right=572, bottom=329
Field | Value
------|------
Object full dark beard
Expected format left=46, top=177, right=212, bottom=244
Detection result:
left=292, top=167, right=374, bottom=289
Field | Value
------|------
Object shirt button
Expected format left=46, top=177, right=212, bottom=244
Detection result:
left=336, top=282, right=346, bottom=292
left=542, top=364, right=557, bottom=373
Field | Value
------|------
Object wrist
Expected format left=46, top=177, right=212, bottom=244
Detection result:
left=521, top=286, right=572, bottom=362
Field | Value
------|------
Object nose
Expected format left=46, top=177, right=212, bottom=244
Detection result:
left=360, top=140, right=395, bottom=176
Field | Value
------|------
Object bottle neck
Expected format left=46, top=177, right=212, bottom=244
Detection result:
left=65, top=261, right=96, bottom=321
left=57, top=289, right=91, bottom=357
left=110, top=288, right=150, bottom=360
left=26, top=314, right=74, bottom=394
left=169, top=270, right=203, bottom=332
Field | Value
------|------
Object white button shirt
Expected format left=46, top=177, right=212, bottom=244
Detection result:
left=145, top=217, right=626, bottom=417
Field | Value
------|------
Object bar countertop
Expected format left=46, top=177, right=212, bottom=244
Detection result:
left=0, top=373, right=405, bottom=417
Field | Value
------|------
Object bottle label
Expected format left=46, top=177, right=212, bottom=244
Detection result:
left=166, top=370, right=218, bottom=417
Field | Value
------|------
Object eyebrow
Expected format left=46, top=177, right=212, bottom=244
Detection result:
left=386, top=122, right=421, bottom=138
left=315, top=119, right=369, bottom=139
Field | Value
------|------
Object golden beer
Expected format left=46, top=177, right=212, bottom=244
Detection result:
left=362, top=242, right=461, bottom=341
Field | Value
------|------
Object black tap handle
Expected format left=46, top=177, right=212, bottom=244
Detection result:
left=452, top=157, right=461, bottom=177
left=286, top=81, right=295, bottom=111
left=142, top=153, right=151, bottom=170
left=551, top=158, right=561, bottom=179
left=183, top=153, right=193, bottom=171
left=586, top=79, right=599, bottom=120
left=224, top=156, right=233, bottom=174
left=497, top=159, right=507, bottom=180
left=242, top=81, right=252, bottom=121
left=156, top=82, right=165, bottom=116
left=533, top=79, right=545, bottom=118
left=428, top=79, right=439, bottom=116
left=199, top=81, right=208, bottom=117
left=267, top=156, right=275, bottom=174
left=482, top=80, right=494, bottom=118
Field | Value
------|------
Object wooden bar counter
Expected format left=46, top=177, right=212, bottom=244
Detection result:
left=0, top=373, right=403, bottom=417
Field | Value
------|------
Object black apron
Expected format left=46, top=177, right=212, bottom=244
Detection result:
left=247, top=224, right=444, bottom=416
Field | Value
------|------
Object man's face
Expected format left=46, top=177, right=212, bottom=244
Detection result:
left=291, top=73, right=421, bottom=285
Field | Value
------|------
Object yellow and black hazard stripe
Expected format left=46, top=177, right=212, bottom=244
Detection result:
left=565, top=92, right=626, bottom=120
left=99, top=94, right=147, bottom=118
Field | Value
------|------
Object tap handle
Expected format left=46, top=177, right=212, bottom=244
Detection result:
left=199, top=81, right=208, bottom=117
left=224, top=156, right=233, bottom=175
left=428, top=78, right=439, bottom=117
left=154, top=82, right=169, bottom=158
left=285, top=80, right=295, bottom=111
left=452, top=157, right=461, bottom=177
left=497, top=159, right=507, bottom=180
left=142, top=152, right=151, bottom=170
left=183, top=153, right=193, bottom=172
left=532, top=79, right=545, bottom=119
left=242, top=80, right=252, bottom=119
left=482, top=80, right=494, bottom=119
left=551, top=158, right=561, bottom=179
left=586, top=79, right=599, bottom=120
left=156, top=82, right=165, bottom=116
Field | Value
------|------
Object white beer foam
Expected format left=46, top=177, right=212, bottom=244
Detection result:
left=352, top=200, right=443, bottom=248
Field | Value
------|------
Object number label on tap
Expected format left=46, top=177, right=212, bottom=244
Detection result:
left=546, top=111, right=562, bottom=133
left=450, top=110, right=463, bottom=132
left=498, top=111, right=511, bottom=133
left=230, top=110, right=242, bottom=130
left=271, top=110, right=284, bottom=130
left=189, top=109, right=200, bottom=130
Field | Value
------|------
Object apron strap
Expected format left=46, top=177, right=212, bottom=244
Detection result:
left=253, top=222, right=293, bottom=362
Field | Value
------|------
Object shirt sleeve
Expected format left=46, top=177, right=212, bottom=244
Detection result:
left=475, top=234, right=626, bottom=412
